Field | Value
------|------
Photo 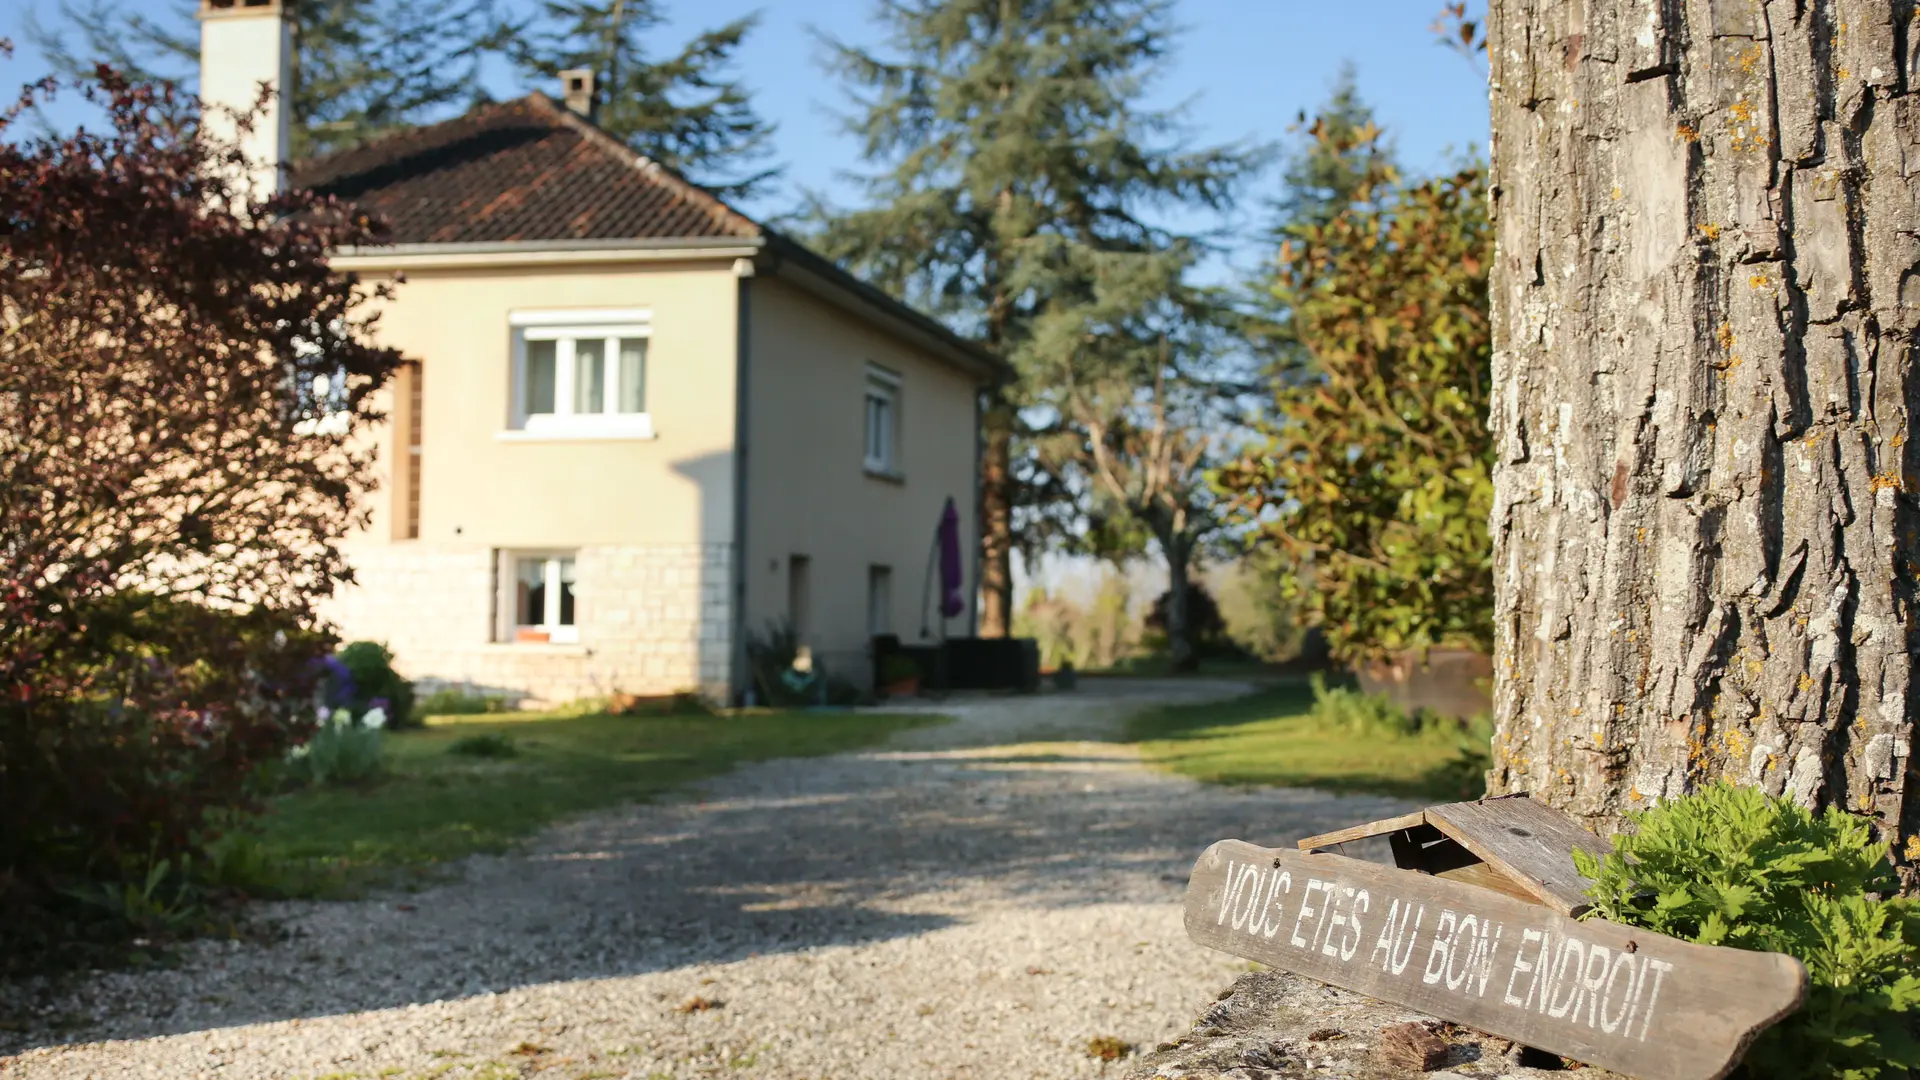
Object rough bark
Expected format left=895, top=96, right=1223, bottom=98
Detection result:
left=978, top=395, right=1015, bottom=638
left=1486, top=0, right=1920, bottom=865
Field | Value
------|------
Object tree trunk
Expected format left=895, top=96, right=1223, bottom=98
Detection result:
left=1486, top=0, right=1919, bottom=861
left=1163, top=534, right=1198, bottom=673
left=978, top=393, right=1015, bottom=638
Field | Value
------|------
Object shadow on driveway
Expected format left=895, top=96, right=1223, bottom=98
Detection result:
left=1, top=677, right=1412, bottom=1053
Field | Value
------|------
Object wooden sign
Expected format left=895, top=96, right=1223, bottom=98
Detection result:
left=1297, top=794, right=1617, bottom=915
left=1185, top=840, right=1806, bottom=1080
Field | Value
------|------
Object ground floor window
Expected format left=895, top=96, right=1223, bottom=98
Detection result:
left=499, top=551, right=577, bottom=643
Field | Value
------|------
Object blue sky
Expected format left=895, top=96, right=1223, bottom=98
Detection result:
left=2, top=1, right=1488, bottom=221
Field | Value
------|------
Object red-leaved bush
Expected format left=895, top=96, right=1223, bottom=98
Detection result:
left=0, top=54, right=401, bottom=953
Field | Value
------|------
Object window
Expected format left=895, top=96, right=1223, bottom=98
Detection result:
left=288, top=319, right=354, bottom=436
left=867, top=565, right=892, bottom=637
left=509, top=309, right=651, bottom=438
left=291, top=363, right=352, bottom=436
left=498, top=552, right=577, bottom=644
left=864, top=365, right=900, bottom=473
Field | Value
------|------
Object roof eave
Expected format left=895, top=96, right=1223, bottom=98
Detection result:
left=328, top=235, right=1009, bottom=386
left=327, top=237, right=767, bottom=271
left=759, top=233, right=1009, bottom=386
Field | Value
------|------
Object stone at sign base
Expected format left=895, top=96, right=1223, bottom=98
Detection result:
left=1378, top=1022, right=1449, bottom=1070
left=1181, top=839, right=1806, bottom=1080
left=1124, top=969, right=1623, bottom=1079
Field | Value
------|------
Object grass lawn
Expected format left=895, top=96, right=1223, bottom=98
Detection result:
left=1125, top=682, right=1488, bottom=801
left=249, top=707, right=940, bottom=894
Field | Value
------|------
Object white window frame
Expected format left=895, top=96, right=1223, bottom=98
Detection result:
left=497, top=550, right=580, bottom=645
left=863, top=364, right=900, bottom=474
left=288, top=319, right=353, bottom=438
left=291, top=364, right=353, bottom=436
left=507, top=309, right=653, bottom=439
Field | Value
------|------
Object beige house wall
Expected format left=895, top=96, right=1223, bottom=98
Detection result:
left=741, top=277, right=979, bottom=690
left=358, top=259, right=741, bottom=546
left=321, top=258, right=743, bottom=703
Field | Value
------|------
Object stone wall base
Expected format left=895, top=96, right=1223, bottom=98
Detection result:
left=320, top=542, right=734, bottom=706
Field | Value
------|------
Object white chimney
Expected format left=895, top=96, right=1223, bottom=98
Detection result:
left=197, top=0, right=294, bottom=196
left=559, top=68, right=597, bottom=117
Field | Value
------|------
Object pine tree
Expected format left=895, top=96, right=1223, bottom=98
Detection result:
left=1244, top=69, right=1396, bottom=372
left=817, top=0, right=1260, bottom=641
left=28, top=0, right=504, bottom=159
left=1269, top=62, right=1393, bottom=240
left=509, top=1, right=777, bottom=198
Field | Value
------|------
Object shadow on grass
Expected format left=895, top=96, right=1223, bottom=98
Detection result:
left=250, top=709, right=946, bottom=898
left=1124, top=682, right=1489, bottom=802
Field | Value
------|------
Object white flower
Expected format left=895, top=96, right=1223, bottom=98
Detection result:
left=362, top=706, right=388, bottom=730
left=331, top=707, right=354, bottom=728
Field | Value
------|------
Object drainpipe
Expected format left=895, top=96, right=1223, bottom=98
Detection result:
left=730, top=258, right=754, bottom=705
left=970, top=387, right=983, bottom=638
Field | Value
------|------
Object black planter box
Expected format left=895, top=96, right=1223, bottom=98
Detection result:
left=871, top=635, right=1040, bottom=694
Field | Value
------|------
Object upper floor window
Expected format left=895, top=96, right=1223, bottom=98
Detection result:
left=508, top=309, right=651, bottom=438
left=864, top=364, right=900, bottom=474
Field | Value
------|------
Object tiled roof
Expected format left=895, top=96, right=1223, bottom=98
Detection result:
left=289, top=93, right=761, bottom=245
left=290, top=93, right=1007, bottom=381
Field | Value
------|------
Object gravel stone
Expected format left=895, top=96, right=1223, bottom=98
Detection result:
left=1, top=678, right=1417, bottom=1079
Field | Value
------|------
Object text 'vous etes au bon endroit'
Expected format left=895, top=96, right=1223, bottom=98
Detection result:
left=1212, top=859, right=1674, bottom=1043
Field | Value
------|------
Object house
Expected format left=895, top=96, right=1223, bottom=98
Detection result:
left=195, top=0, right=1002, bottom=705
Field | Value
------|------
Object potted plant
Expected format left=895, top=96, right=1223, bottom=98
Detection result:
left=877, top=652, right=920, bottom=698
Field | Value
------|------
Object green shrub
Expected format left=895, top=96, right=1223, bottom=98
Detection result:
left=1426, top=731, right=1493, bottom=801
left=418, top=687, right=510, bottom=716
left=448, top=733, right=518, bottom=759
left=285, top=714, right=383, bottom=787
left=337, top=641, right=416, bottom=729
left=1306, top=674, right=1462, bottom=738
left=1574, top=783, right=1920, bottom=1079
left=877, top=652, right=920, bottom=684
left=666, top=690, right=718, bottom=716
left=745, top=621, right=800, bottom=704
left=744, top=623, right=864, bottom=706
left=59, top=853, right=202, bottom=936
left=198, top=829, right=284, bottom=896
left=1, top=595, right=329, bottom=974
left=1305, top=676, right=1491, bottom=798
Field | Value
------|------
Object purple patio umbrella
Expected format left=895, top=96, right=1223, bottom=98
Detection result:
left=937, top=497, right=965, bottom=619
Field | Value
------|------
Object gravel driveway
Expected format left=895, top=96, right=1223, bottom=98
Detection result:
left=1, top=678, right=1415, bottom=1079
